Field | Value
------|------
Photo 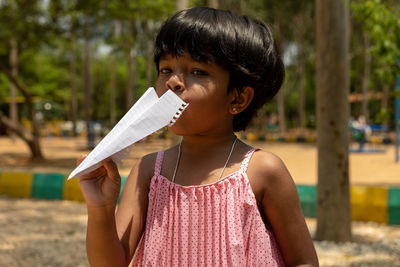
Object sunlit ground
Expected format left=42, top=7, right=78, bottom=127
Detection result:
left=0, top=196, right=399, bottom=266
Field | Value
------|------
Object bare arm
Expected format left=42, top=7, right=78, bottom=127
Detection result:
left=79, top=154, right=153, bottom=267
left=115, top=154, right=154, bottom=262
left=252, top=151, right=319, bottom=267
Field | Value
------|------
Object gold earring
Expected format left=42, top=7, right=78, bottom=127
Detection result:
left=233, top=107, right=239, bottom=113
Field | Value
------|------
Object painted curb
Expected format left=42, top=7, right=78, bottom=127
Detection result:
left=239, top=133, right=394, bottom=145
left=0, top=171, right=399, bottom=225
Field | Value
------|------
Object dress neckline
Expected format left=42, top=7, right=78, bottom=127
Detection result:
left=154, top=170, right=248, bottom=189
left=152, top=148, right=257, bottom=189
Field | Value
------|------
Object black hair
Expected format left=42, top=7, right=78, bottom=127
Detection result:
left=154, top=7, right=285, bottom=131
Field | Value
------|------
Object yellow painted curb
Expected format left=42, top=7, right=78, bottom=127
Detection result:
left=351, top=186, right=388, bottom=224
left=246, top=133, right=258, bottom=141
left=0, top=172, right=33, bottom=198
left=63, top=177, right=85, bottom=202
left=286, top=136, right=296, bottom=142
left=306, top=136, right=316, bottom=143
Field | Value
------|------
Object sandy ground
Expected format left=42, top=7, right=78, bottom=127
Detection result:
left=0, top=196, right=399, bottom=266
left=0, top=136, right=400, bottom=266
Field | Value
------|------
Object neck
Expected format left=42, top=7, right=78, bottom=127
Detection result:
left=180, top=133, right=237, bottom=155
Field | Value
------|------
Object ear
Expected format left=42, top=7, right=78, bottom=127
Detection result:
left=229, top=86, right=254, bottom=115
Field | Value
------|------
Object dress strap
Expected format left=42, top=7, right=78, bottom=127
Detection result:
left=154, top=151, right=164, bottom=176
left=239, top=148, right=258, bottom=173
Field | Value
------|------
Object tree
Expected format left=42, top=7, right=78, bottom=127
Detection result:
left=0, top=0, right=50, bottom=160
left=315, top=0, right=351, bottom=241
left=176, top=0, right=188, bottom=11
left=291, top=5, right=314, bottom=131
left=69, top=39, right=78, bottom=135
left=243, top=0, right=315, bottom=132
left=207, top=0, right=219, bottom=8
left=351, top=0, right=400, bottom=127
left=105, top=0, right=174, bottom=110
left=0, top=64, right=44, bottom=159
left=9, top=36, right=18, bottom=130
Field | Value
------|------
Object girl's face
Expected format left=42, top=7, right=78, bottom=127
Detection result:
left=156, top=53, right=234, bottom=136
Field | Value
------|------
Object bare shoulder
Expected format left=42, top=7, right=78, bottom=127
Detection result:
left=247, top=149, right=319, bottom=266
left=116, top=151, right=160, bottom=260
left=247, top=149, right=295, bottom=201
left=127, top=151, right=159, bottom=188
left=138, top=152, right=159, bottom=175
left=116, top=151, right=160, bottom=234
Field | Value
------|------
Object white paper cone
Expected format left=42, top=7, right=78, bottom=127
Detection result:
left=68, top=87, right=188, bottom=180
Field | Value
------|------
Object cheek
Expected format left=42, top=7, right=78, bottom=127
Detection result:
left=156, top=88, right=169, bottom=99
left=155, top=77, right=168, bottom=97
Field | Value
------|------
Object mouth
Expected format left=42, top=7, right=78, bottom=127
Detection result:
left=168, top=101, right=189, bottom=127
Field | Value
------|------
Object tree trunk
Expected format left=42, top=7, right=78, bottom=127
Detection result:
left=83, top=35, right=94, bottom=149
left=0, top=112, right=42, bottom=159
left=207, top=0, right=219, bottom=8
left=126, top=46, right=134, bottom=110
left=0, top=63, right=44, bottom=160
left=298, top=51, right=306, bottom=130
left=277, top=88, right=286, bottom=134
left=361, top=32, right=371, bottom=122
left=132, top=43, right=138, bottom=100
left=9, top=37, right=18, bottom=127
left=126, top=19, right=139, bottom=110
left=110, top=22, right=122, bottom=126
left=381, top=83, right=389, bottom=127
left=176, top=0, right=188, bottom=11
left=109, top=51, right=116, bottom=127
left=315, top=0, right=351, bottom=242
left=70, top=40, right=78, bottom=136
left=145, top=20, right=155, bottom=87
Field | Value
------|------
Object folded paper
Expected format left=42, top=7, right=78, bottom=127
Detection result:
left=68, top=87, right=188, bottom=180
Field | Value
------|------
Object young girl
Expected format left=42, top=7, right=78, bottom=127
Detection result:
left=78, top=7, right=319, bottom=267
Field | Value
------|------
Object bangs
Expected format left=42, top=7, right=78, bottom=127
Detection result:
left=154, top=8, right=231, bottom=68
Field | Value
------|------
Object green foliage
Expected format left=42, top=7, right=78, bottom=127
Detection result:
left=0, top=74, right=10, bottom=102
left=0, top=0, right=397, bottom=130
left=375, top=108, right=390, bottom=124
left=351, top=0, right=400, bottom=83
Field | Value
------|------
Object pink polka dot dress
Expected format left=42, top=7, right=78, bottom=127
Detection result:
left=132, top=149, right=285, bottom=266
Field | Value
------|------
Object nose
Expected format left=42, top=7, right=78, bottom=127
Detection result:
left=166, top=74, right=184, bottom=92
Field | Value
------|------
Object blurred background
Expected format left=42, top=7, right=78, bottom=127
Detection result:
left=0, top=0, right=398, bottom=151
left=0, top=0, right=400, bottom=266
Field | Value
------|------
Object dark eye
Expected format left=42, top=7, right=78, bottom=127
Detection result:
left=192, top=69, right=208, bottom=76
left=160, top=68, right=172, bottom=75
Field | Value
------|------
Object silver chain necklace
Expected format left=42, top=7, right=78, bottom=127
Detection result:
left=172, top=136, right=238, bottom=183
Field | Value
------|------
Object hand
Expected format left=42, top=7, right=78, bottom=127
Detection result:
left=77, top=156, right=121, bottom=210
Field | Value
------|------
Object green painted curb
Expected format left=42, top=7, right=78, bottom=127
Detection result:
left=296, top=185, right=316, bottom=218
left=118, top=176, right=128, bottom=204
left=2, top=171, right=400, bottom=226
left=32, top=173, right=65, bottom=200
left=388, top=187, right=400, bottom=225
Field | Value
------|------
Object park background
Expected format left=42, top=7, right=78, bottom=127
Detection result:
left=0, top=0, right=400, bottom=266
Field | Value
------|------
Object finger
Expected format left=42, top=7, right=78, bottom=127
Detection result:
left=102, top=158, right=120, bottom=183
left=76, top=155, right=87, bottom=166
left=78, top=165, right=107, bottom=181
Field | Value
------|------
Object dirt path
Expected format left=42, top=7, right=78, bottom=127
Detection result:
left=0, top=196, right=399, bottom=266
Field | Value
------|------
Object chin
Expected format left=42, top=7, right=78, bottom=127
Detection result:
left=167, top=125, right=185, bottom=136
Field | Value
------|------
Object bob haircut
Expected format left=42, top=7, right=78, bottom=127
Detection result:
left=154, top=7, right=285, bottom=132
